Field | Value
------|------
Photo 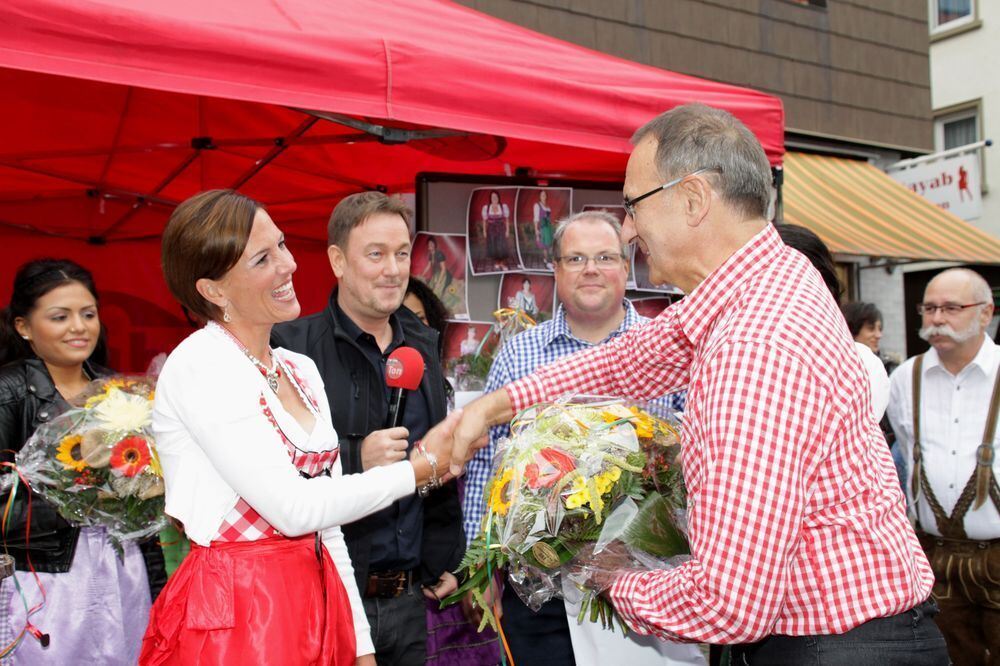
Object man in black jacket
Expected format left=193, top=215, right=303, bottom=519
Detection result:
left=272, top=192, right=464, bottom=666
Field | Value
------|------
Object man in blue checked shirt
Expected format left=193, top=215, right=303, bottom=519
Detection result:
left=461, top=211, right=699, bottom=666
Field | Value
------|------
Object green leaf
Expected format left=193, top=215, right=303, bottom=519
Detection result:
left=621, top=493, right=689, bottom=558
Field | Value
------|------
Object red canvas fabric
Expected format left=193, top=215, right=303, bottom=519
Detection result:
left=0, top=0, right=784, bottom=370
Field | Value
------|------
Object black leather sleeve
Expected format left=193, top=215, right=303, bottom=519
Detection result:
left=139, top=537, right=167, bottom=600
left=0, top=372, right=24, bottom=462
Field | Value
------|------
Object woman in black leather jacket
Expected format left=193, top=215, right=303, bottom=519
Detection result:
left=0, top=259, right=164, bottom=664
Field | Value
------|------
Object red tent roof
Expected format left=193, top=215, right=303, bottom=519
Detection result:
left=0, top=0, right=784, bottom=370
left=1, top=0, right=783, bottom=162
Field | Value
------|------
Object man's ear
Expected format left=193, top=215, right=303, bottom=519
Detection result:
left=195, top=277, right=227, bottom=311
left=981, top=302, right=995, bottom=329
left=328, top=244, right=346, bottom=278
left=680, top=175, right=712, bottom=228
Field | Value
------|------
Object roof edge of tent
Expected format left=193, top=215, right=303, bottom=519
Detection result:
left=0, top=0, right=785, bottom=164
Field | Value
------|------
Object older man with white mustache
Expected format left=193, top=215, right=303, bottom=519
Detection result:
left=887, top=267, right=999, bottom=665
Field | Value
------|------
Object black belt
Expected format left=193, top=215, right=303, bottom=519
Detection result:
left=364, top=570, right=413, bottom=598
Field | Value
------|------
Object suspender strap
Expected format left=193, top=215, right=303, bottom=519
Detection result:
left=911, top=354, right=1000, bottom=538
left=911, top=356, right=923, bottom=503
left=974, top=367, right=1000, bottom=509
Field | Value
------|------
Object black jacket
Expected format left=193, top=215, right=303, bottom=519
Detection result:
left=0, top=358, right=166, bottom=597
left=272, top=292, right=464, bottom=590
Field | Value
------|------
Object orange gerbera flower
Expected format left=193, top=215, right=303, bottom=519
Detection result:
left=110, top=436, right=152, bottom=477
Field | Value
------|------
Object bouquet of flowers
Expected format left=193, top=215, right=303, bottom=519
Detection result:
left=5, top=376, right=166, bottom=551
left=445, top=398, right=689, bottom=632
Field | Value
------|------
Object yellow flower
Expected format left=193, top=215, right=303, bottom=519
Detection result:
left=595, top=466, right=621, bottom=495
left=563, top=467, right=622, bottom=521
left=148, top=445, right=164, bottom=477
left=56, top=435, right=88, bottom=472
left=488, top=468, right=514, bottom=516
left=564, top=477, right=590, bottom=510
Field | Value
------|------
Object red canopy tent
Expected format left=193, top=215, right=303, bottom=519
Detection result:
left=0, top=0, right=784, bottom=370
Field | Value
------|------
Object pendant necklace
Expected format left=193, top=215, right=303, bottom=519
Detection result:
left=246, top=349, right=281, bottom=393
left=210, top=321, right=282, bottom=393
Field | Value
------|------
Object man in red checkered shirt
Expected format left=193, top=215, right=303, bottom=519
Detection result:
left=449, top=104, right=948, bottom=663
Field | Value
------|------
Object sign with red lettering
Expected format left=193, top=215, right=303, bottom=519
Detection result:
left=889, top=153, right=982, bottom=221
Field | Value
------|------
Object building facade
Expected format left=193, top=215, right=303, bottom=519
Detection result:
left=929, top=0, right=997, bottom=238
left=458, top=0, right=939, bottom=357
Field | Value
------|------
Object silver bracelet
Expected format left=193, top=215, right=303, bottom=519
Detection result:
left=416, top=441, right=440, bottom=498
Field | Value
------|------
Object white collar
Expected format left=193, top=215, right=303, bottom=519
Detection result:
left=922, top=333, right=998, bottom=379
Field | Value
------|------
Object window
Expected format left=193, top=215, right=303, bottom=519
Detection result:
left=930, top=0, right=975, bottom=32
left=933, top=102, right=985, bottom=193
left=935, top=108, right=979, bottom=151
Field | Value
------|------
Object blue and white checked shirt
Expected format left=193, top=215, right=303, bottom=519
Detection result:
left=461, top=300, right=686, bottom=544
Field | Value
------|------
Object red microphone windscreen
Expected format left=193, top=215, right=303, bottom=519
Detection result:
left=386, top=346, right=425, bottom=391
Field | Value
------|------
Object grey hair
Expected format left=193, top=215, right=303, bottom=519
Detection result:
left=934, top=268, right=993, bottom=305
left=551, top=210, right=627, bottom=258
left=631, top=103, right=774, bottom=220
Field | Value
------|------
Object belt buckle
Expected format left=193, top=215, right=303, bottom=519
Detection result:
left=369, top=570, right=408, bottom=598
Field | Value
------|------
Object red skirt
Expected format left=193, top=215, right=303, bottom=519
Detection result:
left=140, top=534, right=357, bottom=665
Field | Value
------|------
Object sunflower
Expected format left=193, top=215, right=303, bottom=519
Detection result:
left=55, top=434, right=88, bottom=472
left=109, top=436, right=152, bottom=477
left=488, top=468, right=514, bottom=516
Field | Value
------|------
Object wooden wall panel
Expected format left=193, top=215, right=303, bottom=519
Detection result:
left=460, top=0, right=933, bottom=151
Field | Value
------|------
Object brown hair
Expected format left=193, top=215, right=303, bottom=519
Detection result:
left=161, top=189, right=260, bottom=322
left=327, top=192, right=411, bottom=248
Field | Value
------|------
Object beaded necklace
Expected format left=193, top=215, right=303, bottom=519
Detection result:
left=209, top=321, right=282, bottom=393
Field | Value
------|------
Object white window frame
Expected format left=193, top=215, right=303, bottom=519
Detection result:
left=929, top=0, right=977, bottom=34
left=933, top=101, right=986, bottom=193
left=934, top=107, right=979, bottom=151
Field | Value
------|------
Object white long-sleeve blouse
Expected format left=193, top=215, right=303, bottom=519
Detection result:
left=152, top=324, right=416, bottom=656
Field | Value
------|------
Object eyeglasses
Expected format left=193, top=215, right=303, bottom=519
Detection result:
left=554, top=253, right=626, bottom=271
left=915, top=302, right=987, bottom=316
left=622, top=167, right=718, bottom=219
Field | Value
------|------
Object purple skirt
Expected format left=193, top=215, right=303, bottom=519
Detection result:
left=426, top=599, right=500, bottom=666
left=0, top=527, right=151, bottom=665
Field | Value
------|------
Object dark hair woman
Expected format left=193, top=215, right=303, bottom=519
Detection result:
left=403, top=279, right=449, bottom=357
left=143, top=190, right=460, bottom=665
left=0, top=258, right=165, bottom=664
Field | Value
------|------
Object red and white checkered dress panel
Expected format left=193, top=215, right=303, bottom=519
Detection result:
left=214, top=357, right=339, bottom=542
left=507, top=225, right=934, bottom=643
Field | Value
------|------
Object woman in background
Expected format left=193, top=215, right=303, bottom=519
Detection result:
left=481, top=190, right=511, bottom=272
left=841, top=301, right=900, bottom=376
left=0, top=258, right=164, bottom=665
left=510, top=277, right=539, bottom=319
left=402, top=280, right=500, bottom=666
left=532, top=190, right=554, bottom=268
left=419, top=238, right=466, bottom=317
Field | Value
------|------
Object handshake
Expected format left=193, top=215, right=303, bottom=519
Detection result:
left=358, top=388, right=512, bottom=490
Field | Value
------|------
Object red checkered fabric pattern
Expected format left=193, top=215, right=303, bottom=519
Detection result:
left=215, top=498, right=280, bottom=542
left=506, top=224, right=934, bottom=643
left=214, top=364, right=338, bottom=543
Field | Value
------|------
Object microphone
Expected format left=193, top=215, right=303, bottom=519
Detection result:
left=385, top=346, right=425, bottom=428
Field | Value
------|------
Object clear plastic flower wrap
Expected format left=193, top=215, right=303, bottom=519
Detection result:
left=2, top=376, right=166, bottom=551
left=444, top=396, right=689, bottom=632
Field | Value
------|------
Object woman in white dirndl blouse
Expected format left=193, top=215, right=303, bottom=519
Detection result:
left=140, top=190, right=457, bottom=666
